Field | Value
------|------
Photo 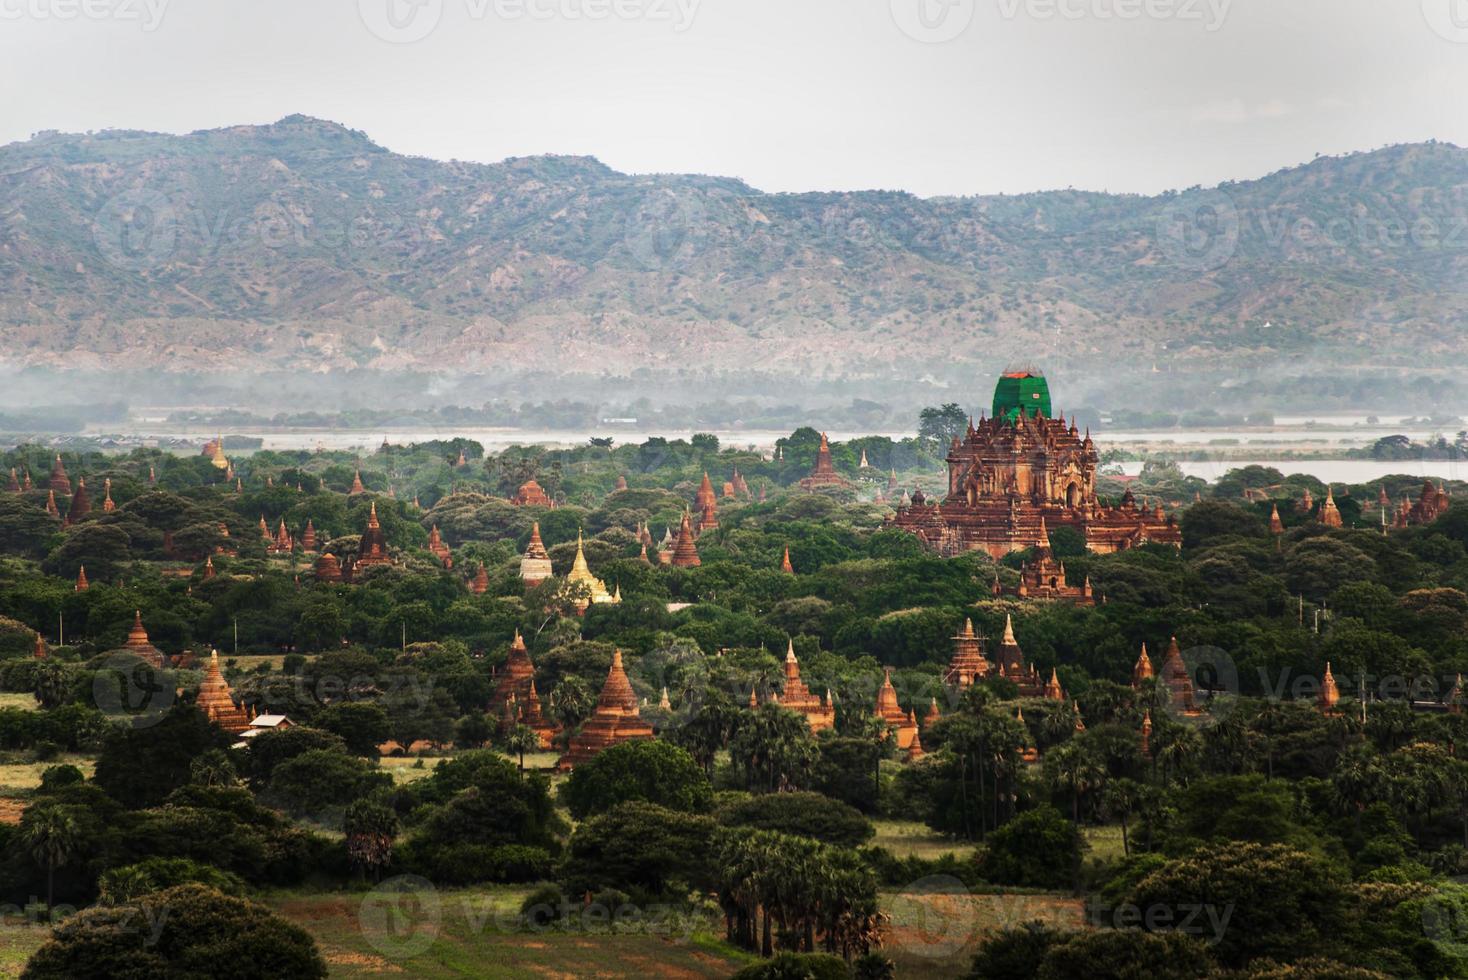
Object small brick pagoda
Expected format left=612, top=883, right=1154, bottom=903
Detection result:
left=122, top=611, right=165, bottom=667
left=944, top=618, right=992, bottom=687
left=519, top=522, right=553, bottom=586
left=997, top=519, right=1094, bottom=604
left=511, top=479, right=553, bottom=507
left=754, top=640, right=834, bottom=732
left=491, top=632, right=559, bottom=747
left=557, top=649, right=654, bottom=770
left=197, top=650, right=250, bottom=733
left=798, top=433, right=850, bottom=490
left=874, top=668, right=918, bottom=749
left=355, top=502, right=392, bottom=569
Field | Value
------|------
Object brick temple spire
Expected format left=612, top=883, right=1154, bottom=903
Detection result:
left=557, top=649, right=654, bottom=770
left=670, top=510, right=701, bottom=567
left=1131, top=643, right=1154, bottom=688
left=6, top=469, right=18, bottom=493
left=48, top=454, right=70, bottom=495
left=1320, top=486, right=1343, bottom=527
left=349, top=470, right=366, bottom=495
left=1269, top=503, right=1284, bottom=535
left=45, top=490, right=58, bottom=518
left=1319, top=662, right=1340, bottom=714
left=780, top=544, right=794, bottom=574
left=696, top=472, right=719, bottom=530
left=74, top=565, right=89, bottom=592
left=102, top=477, right=115, bottom=512
left=519, top=522, right=552, bottom=586
left=63, top=477, right=90, bottom=526
left=198, top=650, right=250, bottom=733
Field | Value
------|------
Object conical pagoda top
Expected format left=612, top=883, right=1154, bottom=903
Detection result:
left=33, top=632, right=47, bottom=660
left=1001, top=614, right=1016, bottom=646
left=1269, top=503, right=1284, bottom=534
left=670, top=510, right=701, bottom=567
left=780, top=544, right=794, bottom=574
left=350, top=470, right=366, bottom=495
left=525, top=522, right=549, bottom=559
left=48, top=454, right=71, bottom=494
left=74, top=565, right=89, bottom=591
left=1036, top=517, right=1051, bottom=550
left=1320, top=662, right=1340, bottom=710
left=367, top=501, right=380, bottom=528
left=595, top=649, right=640, bottom=715
left=1132, top=643, right=1154, bottom=686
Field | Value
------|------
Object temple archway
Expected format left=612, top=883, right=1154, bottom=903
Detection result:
left=1065, top=482, right=1080, bottom=508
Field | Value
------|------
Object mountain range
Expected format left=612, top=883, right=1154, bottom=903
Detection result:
left=2, top=115, right=1466, bottom=409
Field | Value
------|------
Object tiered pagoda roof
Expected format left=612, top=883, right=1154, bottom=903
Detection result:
left=774, top=640, right=833, bottom=732
left=992, top=615, right=1043, bottom=696
left=520, top=522, right=552, bottom=586
left=197, top=650, right=250, bottom=734
left=669, top=511, right=701, bottom=567
left=356, top=502, right=391, bottom=567
left=301, top=520, right=318, bottom=553
left=511, top=479, right=553, bottom=507
left=1319, top=487, right=1343, bottom=528
left=557, top=649, right=654, bottom=769
left=695, top=473, right=719, bottom=530
left=944, top=618, right=991, bottom=687
left=887, top=370, right=1179, bottom=558
left=427, top=525, right=452, bottom=568
left=798, top=433, right=850, bottom=490
left=491, top=632, right=560, bottom=747
left=314, top=552, right=343, bottom=583
left=874, top=668, right=917, bottom=749
left=122, top=611, right=165, bottom=667
left=470, top=563, right=489, bottom=594
left=1001, top=519, right=1094, bottom=605
left=1158, top=636, right=1201, bottom=715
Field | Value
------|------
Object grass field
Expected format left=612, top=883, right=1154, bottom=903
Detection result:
left=0, top=695, right=37, bottom=713
left=268, top=886, right=752, bottom=979
left=870, top=819, right=977, bottom=861
left=1082, top=824, right=1129, bottom=863
left=881, top=889, right=1086, bottom=979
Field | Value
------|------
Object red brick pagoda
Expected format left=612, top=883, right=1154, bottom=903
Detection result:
left=122, top=611, right=165, bottom=667
left=874, top=668, right=918, bottom=749
left=557, top=649, right=654, bottom=769
left=197, top=650, right=251, bottom=734
left=491, top=632, right=559, bottom=748
left=887, top=369, right=1180, bottom=558
left=519, top=522, right=552, bottom=585
left=47, top=455, right=71, bottom=495
left=668, top=510, right=701, bottom=567
left=998, top=519, right=1094, bottom=604
left=759, top=640, right=834, bottom=732
left=511, top=479, right=553, bottom=507
left=355, top=502, right=392, bottom=568
left=798, top=433, right=851, bottom=490
left=943, top=618, right=992, bottom=687
left=695, top=473, right=719, bottom=530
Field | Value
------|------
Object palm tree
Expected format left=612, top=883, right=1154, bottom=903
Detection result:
left=1101, top=778, right=1142, bottom=856
left=1045, top=741, right=1107, bottom=823
left=343, top=799, right=400, bottom=883
left=21, top=803, right=80, bottom=915
left=501, top=723, right=541, bottom=775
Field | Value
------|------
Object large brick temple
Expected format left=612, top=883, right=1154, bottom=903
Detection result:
left=887, top=369, right=1180, bottom=558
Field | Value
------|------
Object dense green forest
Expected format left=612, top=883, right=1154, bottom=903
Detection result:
left=0, top=430, right=1465, bottom=978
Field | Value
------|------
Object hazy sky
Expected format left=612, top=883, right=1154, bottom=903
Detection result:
left=2, top=0, right=1465, bottom=197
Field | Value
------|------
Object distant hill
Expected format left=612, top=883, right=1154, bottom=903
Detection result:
left=1, top=115, right=1466, bottom=406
